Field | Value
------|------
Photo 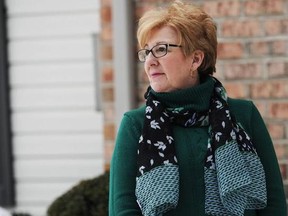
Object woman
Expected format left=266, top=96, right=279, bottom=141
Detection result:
left=109, top=1, right=287, bottom=215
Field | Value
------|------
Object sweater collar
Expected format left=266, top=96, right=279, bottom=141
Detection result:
left=150, top=76, right=215, bottom=111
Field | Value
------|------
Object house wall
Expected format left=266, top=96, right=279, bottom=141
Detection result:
left=103, top=0, right=288, bottom=202
left=5, top=0, right=104, bottom=215
left=100, top=0, right=115, bottom=170
left=136, top=0, right=288, bottom=201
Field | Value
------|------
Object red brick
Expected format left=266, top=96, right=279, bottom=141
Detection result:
left=214, top=63, right=224, bottom=80
left=279, top=163, right=287, bottom=179
left=135, top=5, right=155, bottom=19
left=101, top=24, right=112, bottom=41
left=101, top=0, right=111, bottom=6
left=283, top=19, right=288, bottom=34
left=250, top=81, right=271, bottom=99
left=275, top=144, right=285, bottom=160
left=102, top=87, right=114, bottom=102
left=104, top=123, right=115, bottom=140
left=221, top=20, right=262, bottom=37
left=101, top=44, right=113, bottom=60
left=268, top=102, right=288, bottom=119
left=267, top=123, right=285, bottom=139
left=271, top=40, right=287, bottom=55
left=285, top=143, right=288, bottom=159
left=250, top=80, right=288, bottom=99
left=104, top=141, right=115, bottom=165
left=267, top=62, right=288, bottom=78
left=105, top=163, right=110, bottom=171
left=217, top=42, right=244, bottom=59
left=137, top=0, right=171, bottom=2
left=249, top=41, right=270, bottom=56
left=254, top=101, right=267, bottom=117
left=224, top=82, right=248, bottom=98
left=203, top=1, right=241, bottom=18
left=270, top=81, right=288, bottom=98
left=102, top=67, right=114, bottom=82
left=244, top=1, right=266, bottom=15
left=223, top=63, right=262, bottom=80
left=265, top=0, right=285, bottom=14
left=244, top=0, right=285, bottom=16
left=101, top=6, right=112, bottom=23
left=103, top=104, right=115, bottom=122
left=264, top=19, right=282, bottom=35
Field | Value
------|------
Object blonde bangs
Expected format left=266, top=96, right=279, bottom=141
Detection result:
left=137, top=9, right=170, bottom=48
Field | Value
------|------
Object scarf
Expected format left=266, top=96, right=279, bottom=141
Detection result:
left=135, top=77, right=267, bottom=216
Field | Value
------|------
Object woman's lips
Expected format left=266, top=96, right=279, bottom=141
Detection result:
left=151, top=72, right=164, bottom=78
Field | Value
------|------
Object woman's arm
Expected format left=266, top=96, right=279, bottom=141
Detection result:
left=249, top=103, right=287, bottom=215
left=109, top=114, right=142, bottom=216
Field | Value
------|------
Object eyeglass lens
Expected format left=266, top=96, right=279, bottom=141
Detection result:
left=138, top=44, right=168, bottom=62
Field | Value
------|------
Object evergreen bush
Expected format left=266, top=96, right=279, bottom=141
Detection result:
left=12, top=214, right=31, bottom=216
left=47, top=171, right=109, bottom=216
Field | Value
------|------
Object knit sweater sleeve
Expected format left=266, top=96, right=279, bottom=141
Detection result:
left=248, top=102, right=287, bottom=215
left=109, top=112, right=143, bottom=216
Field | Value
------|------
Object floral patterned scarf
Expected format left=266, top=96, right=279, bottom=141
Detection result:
left=135, top=77, right=267, bottom=216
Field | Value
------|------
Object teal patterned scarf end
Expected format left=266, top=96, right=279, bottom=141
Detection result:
left=205, top=141, right=267, bottom=216
left=136, top=165, right=179, bottom=216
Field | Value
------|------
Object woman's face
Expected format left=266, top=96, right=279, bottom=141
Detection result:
left=144, top=26, right=199, bottom=92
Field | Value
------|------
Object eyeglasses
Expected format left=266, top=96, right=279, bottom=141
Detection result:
left=137, top=43, right=182, bottom=62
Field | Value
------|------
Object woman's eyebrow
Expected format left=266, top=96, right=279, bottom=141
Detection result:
left=144, top=41, right=170, bottom=48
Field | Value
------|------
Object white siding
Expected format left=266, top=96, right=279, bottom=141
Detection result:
left=8, top=14, right=100, bottom=38
left=5, top=0, right=103, bottom=215
left=8, top=38, right=94, bottom=63
left=6, top=0, right=100, bottom=14
left=10, top=87, right=96, bottom=109
left=10, top=63, right=94, bottom=85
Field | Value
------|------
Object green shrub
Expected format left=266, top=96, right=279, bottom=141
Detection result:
left=47, top=171, right=109, bottom=216
left=12, top=213, right=31, bottom=216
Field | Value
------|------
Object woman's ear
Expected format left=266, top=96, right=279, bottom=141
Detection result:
left=191, top=50, right=204, bottom=70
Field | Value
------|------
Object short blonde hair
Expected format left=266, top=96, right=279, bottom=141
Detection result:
left=137, top=0, right=217, bottom=76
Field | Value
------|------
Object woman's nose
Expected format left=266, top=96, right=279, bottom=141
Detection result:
left=145, top=52, right=158, bottom=66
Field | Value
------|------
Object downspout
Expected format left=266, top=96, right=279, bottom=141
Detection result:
left=0, top=0, right=15, bottom=206
left=112, top=0, right=136, bottom=130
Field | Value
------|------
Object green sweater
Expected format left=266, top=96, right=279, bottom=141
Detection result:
left=109, top=78, right=286, bottom=216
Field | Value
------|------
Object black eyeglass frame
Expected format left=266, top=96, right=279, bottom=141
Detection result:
left=137, top=43, right=182, bottom=62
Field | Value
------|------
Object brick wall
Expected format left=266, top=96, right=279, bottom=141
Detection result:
left=100, top=0, right=115, bottom=170
left=101, top=0, right=288, bottom=195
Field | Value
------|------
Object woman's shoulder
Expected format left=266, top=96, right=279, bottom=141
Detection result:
left=227, top=97, right=262, bottom=133
left=119, top=105, right=146, bottom=131
left=228, top=97, right=257, bottom=118
left=124, top=105, right=145, bottom=119
left=228, top=97, right=254, bottom=112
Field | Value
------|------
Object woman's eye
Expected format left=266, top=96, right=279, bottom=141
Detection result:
left=156, top=46, right=167, bottom=53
